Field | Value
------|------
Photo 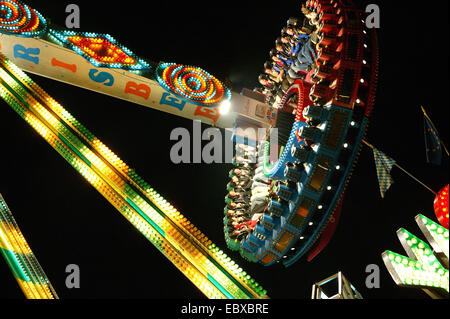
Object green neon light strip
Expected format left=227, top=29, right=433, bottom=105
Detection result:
left=0, top=248, right=29, bottom=283
left=0, top=79, right=226, bottom=299
left=398, top=228, right=445, bottom=270
left=0, top=194, right=58, bottom=299
left=263, top=141, right=285, bottom=177
left=383, top=250, right=449, bottom=292
left=416, top=214, right=449, bottom=259
left=0, top=54, right=267, bottom=299
left=0, top=56, right=265, bottom=299
left=208, top=274, right=234, bottom=299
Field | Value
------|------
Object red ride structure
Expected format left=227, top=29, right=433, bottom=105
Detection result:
left=227, top=0, right=379, bottom=267
left=434, top=185, right=449, bottom=229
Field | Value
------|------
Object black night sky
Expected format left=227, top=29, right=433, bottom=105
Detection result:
left=0, top=0, right=448, bottom=304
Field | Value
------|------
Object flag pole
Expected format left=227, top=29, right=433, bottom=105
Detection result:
left=391, top=162, right=437, bottom=196
left=362, top=140, right=437, bottom=196
left=421, top=106, right=449, bottom=157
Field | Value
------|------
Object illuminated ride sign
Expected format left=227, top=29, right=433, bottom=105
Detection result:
left=0, top=0, right=275, bottom=130
left=382, top=214, right=449, bottom=299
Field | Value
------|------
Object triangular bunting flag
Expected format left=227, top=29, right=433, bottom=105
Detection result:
left=373, top=148, right=396, bottom=198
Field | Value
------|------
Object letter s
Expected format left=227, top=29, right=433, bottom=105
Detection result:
left=88, top=69, right=114, bottom=87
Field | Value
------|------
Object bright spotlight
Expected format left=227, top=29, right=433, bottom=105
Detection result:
left=219, top=100, right=231, bottom=115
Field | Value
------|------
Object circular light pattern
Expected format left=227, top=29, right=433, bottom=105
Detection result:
left=0, top=0, right=47, bottom=37
left=156, top=62, right=231, bottom=107
left=434, top=184, right=449, bottom=229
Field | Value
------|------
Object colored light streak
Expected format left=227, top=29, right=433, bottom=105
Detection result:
left=382, top=215, right=449, bottom=296
left=0, top=0, right=47, bottom=37
left=156, top=62, right=231, bottom=107
left=47, top=29, right=150, bottom=71
left=0, top=193, right=58, bottom=299
left=0, top=53, right=267, bottom=299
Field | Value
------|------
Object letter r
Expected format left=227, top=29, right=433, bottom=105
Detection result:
left=13, top=44, right=40, bottom=65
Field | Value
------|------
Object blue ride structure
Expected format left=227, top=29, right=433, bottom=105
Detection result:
left=224, top=0, right=379, bottom=267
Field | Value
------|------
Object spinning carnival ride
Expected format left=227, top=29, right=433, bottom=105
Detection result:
left=0, top=0, right=378, bottom=298
left=226, top=0, right=378, bottom=266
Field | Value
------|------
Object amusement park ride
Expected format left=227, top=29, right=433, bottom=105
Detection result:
left=0, top=0, right=447, bottom=300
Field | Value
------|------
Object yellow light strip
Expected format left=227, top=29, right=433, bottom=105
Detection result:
left=0, top=54, right=267, bottom=298
left=0, top=193, right=58, bottom=299
left=0, top=76, right=227, bottom=298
